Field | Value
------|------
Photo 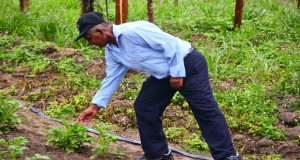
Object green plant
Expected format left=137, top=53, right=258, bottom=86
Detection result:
left=46, top=120, right=93, bottom=153
left=45, top=102, right=77, bottom=119
left=164, top=127, right=188, bottom=144
left=183, top=133, right=209, bottom=154
left=0, top=94, right=21, bottom=134
left=260, top=154, right=282, bottom=160
left=0, top=137, right=28, bottom=160
left=171, top=92, right=189, bottom=108
left=26, top=154, right=52, bottom=160
left=91, top=123, right=123, bottom=159
left=295, top=135, right=300, bottom=145
left=215, top=83, right=284, bottom=140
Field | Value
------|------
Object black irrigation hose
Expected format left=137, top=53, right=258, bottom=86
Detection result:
left=29, top=106, right=213, bottom=160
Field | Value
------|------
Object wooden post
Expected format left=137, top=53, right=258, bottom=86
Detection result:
left=298, top=0, right=300, bottom=9
left=116, top=0, right=128, bottom=24
left=81, top=0, right=94, bottom=15
left=147, top=0, right=154, bottom=23
left=234, top=0, right=245, bottom=29
left=174, top=0, right=178, bottom=6
left=19, top=0, right=30, bottom=12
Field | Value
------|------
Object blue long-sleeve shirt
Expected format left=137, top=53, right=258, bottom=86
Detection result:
left=92, top=21, right=191, bottom=108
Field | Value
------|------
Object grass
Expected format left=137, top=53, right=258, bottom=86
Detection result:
left=0, top=0, right=299, bottom=157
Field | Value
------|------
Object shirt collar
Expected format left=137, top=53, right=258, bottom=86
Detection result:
left=106, top=24, right=122, bottom=51
left=112, top=24, right=122, bottom=38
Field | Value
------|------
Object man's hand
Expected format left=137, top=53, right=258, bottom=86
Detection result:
left=76, top=104, right=100, bottom=123
left=170, top=77, right=184, bottom=90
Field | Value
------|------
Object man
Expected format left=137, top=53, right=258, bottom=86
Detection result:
left=75, top=12, right=242, bottom=160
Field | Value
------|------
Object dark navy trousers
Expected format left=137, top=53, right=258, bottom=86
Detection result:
left=134, top=49, right=236, bottom=160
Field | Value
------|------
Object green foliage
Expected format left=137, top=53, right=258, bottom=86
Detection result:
left=46, top=120, right=93, bottom=153
left=0, top=94, right=21, bottom=134
left=183, top=133, right=209, bottom=154
left=26, top=154, right=52, bottom=160
left=56, top=57, right=85, bottom=75
left=164, top=127, right=208, bottom=154
left=45, top=102, right=77, bottom=119
left=164, top=127, right=188, bottom=144
left=121, top=74, right=145, bottom=100
left=0, top=137, right=28, bottom=160
left=90, top=123, right=123, bottom=159
left=260, top=154, right=282, bottom=160
left=0, top=0, right=299, bottom=158
left=171, top=92, right=188, bottom=108
left=215, top=83, right=284, bottom=140
left=295, top=135, right=300, bottom=145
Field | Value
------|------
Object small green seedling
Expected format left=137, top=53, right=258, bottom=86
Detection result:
left=90, top=123, right=123, bottom=159
left=26, top=153, right=52, bottom=160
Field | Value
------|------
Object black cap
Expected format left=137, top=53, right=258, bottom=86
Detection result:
left=75, top=12, right=106, bottom=41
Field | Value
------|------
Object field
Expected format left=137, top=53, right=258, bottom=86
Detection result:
left=0, top=0, right=300, bottom=159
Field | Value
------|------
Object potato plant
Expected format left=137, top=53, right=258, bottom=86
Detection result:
left=0, top=94, right=21, bottom=134
left=0, top=137, right=28, bottom=160
left=46, top=120, right=93, bottom=153
left=91, top=123, right=123, bottom=159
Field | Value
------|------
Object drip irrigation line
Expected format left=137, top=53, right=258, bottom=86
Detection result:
left=29, top=106, right=213, bottom=160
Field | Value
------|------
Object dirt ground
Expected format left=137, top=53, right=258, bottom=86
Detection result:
left=1, top=107, right=201, bottom=160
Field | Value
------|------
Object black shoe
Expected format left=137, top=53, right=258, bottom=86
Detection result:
left=138, top=150, right=174, bottom=160
left=226, top=153, right=243, bottom=160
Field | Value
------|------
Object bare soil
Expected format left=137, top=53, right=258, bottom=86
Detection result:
left=0, top=107, right=196, bottom=160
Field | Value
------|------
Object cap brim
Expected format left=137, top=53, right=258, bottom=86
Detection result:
left=74, top=25, right=93, bottom=41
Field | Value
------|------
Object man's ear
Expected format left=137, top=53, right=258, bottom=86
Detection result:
left=95, top=28, right=104, bottom=35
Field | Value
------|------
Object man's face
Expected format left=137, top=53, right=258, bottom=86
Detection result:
left=83, top=29, right=107, bottom=48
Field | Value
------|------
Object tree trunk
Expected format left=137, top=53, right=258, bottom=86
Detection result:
left=115, top=0, right=128, bottom=24
left=147, top=0, right=154, bottom=23
left=298, top=0, right=300, bottom=9
left=234, top=0, right=245, bottom=29
left=174, top=0, right=178, bottom=6
left=81, top=0, right=94, bottom=15
left=19, top=0, right=30, bottom=13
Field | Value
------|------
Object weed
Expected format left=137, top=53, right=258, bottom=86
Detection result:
left=183, top=133, right=209, bottom=154
left=120, top=74, right=145, bottom=100
left=164, top=127, right=188, bottom=144
left=215, top=83, right=284, bottom=140
left=171, top=92, right=189, bottom=108
left=45, top=102, right=77, bottom=119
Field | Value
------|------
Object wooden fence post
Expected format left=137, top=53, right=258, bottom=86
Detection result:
left=81, top=0, right=94, bottom=15
left=234, top=0, right=245, bottom=29
left=147, top=0, right=154, bottom=23
left=19, top=0, right=30, bottom=12
left=298, top=0, right=300, bottom=9
left=174, top=0, right=178, bottom=6
left=116, top=0, right=128, bottom=24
